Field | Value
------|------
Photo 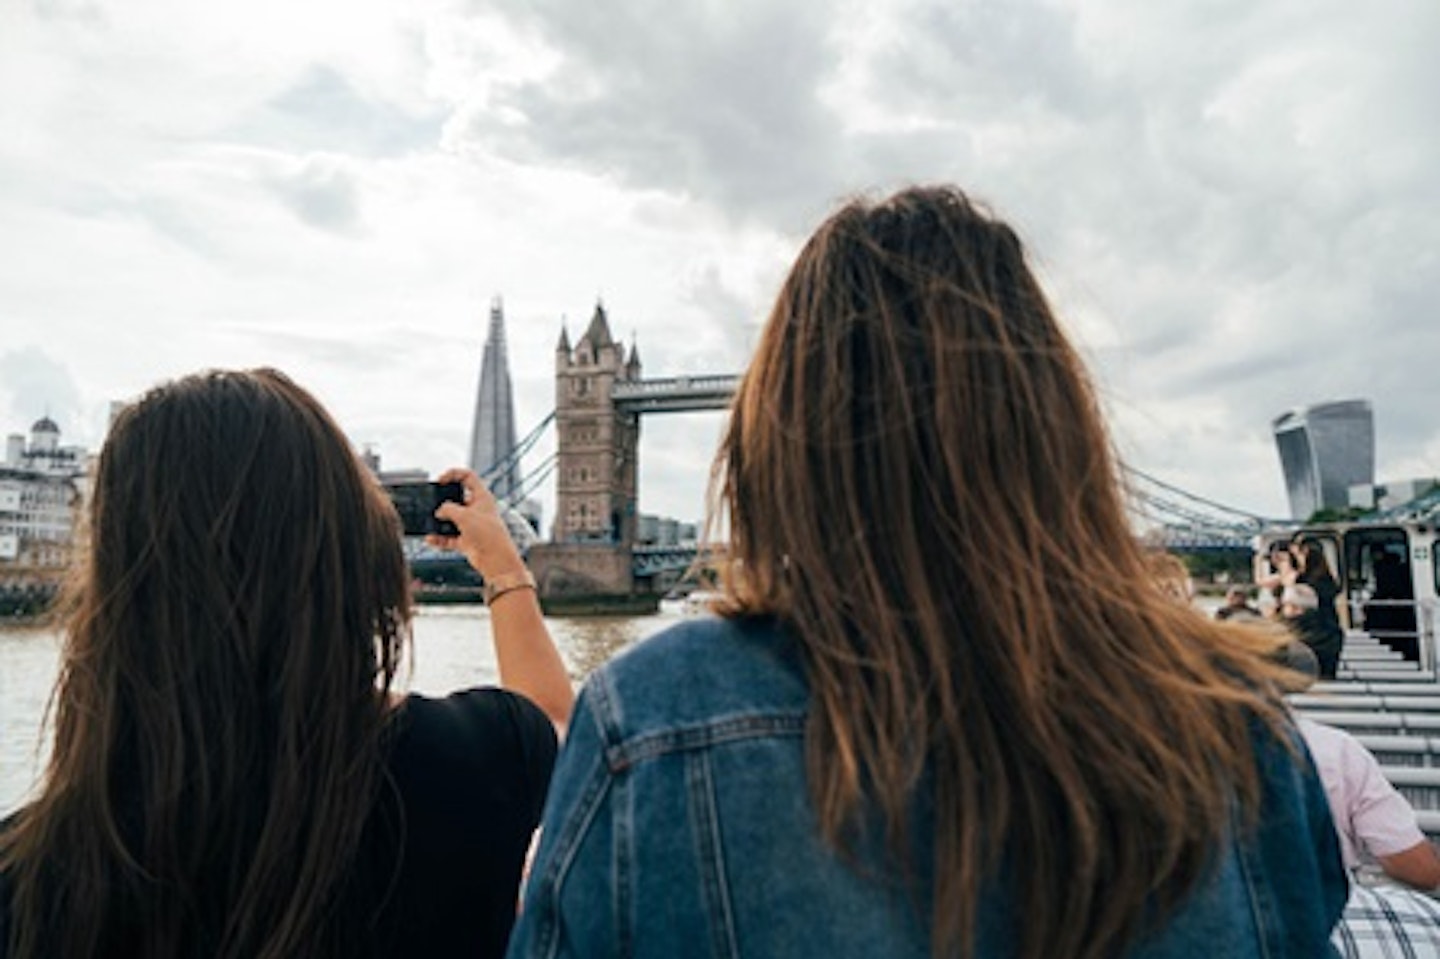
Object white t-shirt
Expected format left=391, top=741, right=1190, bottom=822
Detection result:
left=1298, top=717, right=1427, bottom=868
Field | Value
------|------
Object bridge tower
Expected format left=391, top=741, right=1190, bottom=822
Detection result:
left=552, top=302, right=641, bottom=545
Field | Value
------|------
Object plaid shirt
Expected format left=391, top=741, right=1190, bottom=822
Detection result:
left=1333, top=884, right=1440, bottom=958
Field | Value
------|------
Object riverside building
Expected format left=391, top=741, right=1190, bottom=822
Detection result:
left=1, top=416, right=87, bottom=573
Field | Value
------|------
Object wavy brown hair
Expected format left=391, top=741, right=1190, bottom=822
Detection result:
left=1, top=369, right=410, bottom=958
left=710, top=186, right=1294, bottom=959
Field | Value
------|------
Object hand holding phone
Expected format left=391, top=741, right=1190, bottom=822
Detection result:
left=385, top=481, right=466, bottom=537
left=426, top=468, right=529, bottom=583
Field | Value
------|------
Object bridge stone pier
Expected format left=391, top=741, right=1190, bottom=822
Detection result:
left=525, top=303, right=737, bottom=612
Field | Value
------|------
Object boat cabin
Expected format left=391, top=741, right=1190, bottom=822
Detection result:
left=1257, top=520, right=1438, bottom=679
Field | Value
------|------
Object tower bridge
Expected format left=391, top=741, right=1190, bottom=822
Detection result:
left=468, top=301, right=1296, bottom=610
left=520, top=304, right=736, bottom=610
left=610, top=375, right=742, bottom=415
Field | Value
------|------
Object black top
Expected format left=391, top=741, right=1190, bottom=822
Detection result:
left=1303, top=571, right=1342, bottom=628
left=359, top=688, right=557, bottom=957
left=1, top=688, right=557, bottom=959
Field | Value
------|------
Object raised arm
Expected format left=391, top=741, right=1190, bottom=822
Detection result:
left=1253, top=546, right=1295, bottom=592
left=430, top=468, right=574, bottom=731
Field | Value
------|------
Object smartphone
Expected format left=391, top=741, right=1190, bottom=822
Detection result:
left=385, top=481, right=464, bottom=537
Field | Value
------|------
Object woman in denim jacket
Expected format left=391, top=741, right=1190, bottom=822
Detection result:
left=509, top=186, right=1348, bottom=958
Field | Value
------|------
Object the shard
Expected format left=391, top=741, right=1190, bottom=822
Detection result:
left=469, top=297, right=521, bottom=502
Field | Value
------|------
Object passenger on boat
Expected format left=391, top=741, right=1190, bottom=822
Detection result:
left=1292, top=537, right=1345, bottom=635
left=507, top=186, right=1346, bottom=959
left=1255, top=540, right=1297, bottom=612
left=1147, top=551, right=1195, bottom=605
left=1281, top=582, right=1345, bottom=680
left=1298, top=718, right=1440, bottom=893
left=1216, top=585, right=1264, bottom=622
left=1275, top=660, right=1440, bottom=956
left=0, top=369, right=572, bottom=959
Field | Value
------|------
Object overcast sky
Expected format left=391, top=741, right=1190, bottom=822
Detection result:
left=1, top=0, right=1435, bottom=527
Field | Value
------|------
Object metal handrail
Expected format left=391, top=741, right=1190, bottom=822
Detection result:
left=1345, top=595, right=1436, bottom=675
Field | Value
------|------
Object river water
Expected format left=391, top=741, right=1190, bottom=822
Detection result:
left=1, top=596, right=1232, bottom=816
left=0, top=605, right=685, bottom=816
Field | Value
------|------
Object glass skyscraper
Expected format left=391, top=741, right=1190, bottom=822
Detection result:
left=469, top=298, right=520, bottom=502
left=1272, top=399, right=1374, bottom=520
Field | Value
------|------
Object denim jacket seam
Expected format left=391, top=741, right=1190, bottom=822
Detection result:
left=613, top=759, right=634, bottom=956
left=605, top=713, right=807, bottom=772
left=1232, top=806, right=1275, bottom=959
left=588, top=668, right=625, bottom=751
left=530, top=748, right=614, bottom=959
left=686, top=751, right=740, bottom=959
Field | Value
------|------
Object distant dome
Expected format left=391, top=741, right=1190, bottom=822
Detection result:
left=31, top=415, right=59, bottom=434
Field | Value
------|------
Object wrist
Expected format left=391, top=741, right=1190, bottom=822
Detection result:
left=482, top=569, right=537, bottom=606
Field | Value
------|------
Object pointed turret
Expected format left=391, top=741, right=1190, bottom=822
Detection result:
left=556, top=320, right=571, bottom=354
left=581, top=301, right=614, bottom=350
left=625, top=339, right=642, bottom=378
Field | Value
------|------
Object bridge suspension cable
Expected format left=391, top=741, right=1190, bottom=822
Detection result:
left=1128, top=488, right=1255, bottom=535
left=479, top=411, right=556, bottom=486
left=1121, top=465, right=1282, bottom=527
left=478, top=406, right=1302, bottom=550
left=500, top=453, right=557, bottom=510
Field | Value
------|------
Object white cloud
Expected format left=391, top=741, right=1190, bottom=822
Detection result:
left=0, top=0, right=1436, bottom=528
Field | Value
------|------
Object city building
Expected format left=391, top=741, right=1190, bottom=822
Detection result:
left=1272, top=399, right=1375, bottom=520
left=469, top=297, right=520, bottom=502
left=1349, top=477, right=1440, bottom=513
left=1, top=416, right=86, bottom=572
left=636, top=513, right=699, bottom=547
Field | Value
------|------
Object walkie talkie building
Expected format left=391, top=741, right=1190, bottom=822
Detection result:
left=1272, top=399, right=1374, bottom=520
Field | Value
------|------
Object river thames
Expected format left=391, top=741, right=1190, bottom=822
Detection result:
left=0, top=605, right=686, bottom=816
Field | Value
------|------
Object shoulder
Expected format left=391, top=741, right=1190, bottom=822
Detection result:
left=579, top=615, right=809, bottom=755
left=1296, top=716, right=1350, bottom=754
left=1297, top=717, right=1380, bottom=776
left=602, top=615, right=808, bottom=709
left=391, top=688, right=557, bottom=789
left=402, top=686, right=552, bottom=733
left=402, top=686, right=553, bottom=743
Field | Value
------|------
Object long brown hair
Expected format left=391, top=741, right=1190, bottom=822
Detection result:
left=710, top=187, right=1293, bottom=958
left=1294, top=536, right=1338, bottom=588
left=1, top=369, right=410, bottom=958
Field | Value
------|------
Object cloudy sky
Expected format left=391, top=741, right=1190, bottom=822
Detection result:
left=0, top=0, right=1435, bottom=527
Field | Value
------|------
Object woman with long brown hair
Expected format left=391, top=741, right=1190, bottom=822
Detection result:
left=1292, top=536, right=1347, bottom=674
left=0, top=369, right=571, bottom=958
left=508, top=187, right=1346, bottom=957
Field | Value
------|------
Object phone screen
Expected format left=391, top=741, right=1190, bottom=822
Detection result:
left=385, top=481, right=464, bottom=537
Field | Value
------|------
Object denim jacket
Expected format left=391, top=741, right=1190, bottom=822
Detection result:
left=509, top=617, right=1347, bottom=958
